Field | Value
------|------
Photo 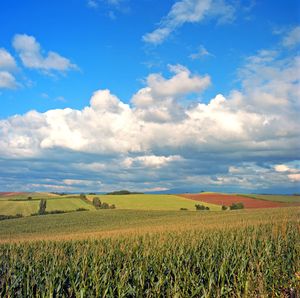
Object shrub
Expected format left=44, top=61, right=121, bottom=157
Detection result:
left=100, top=202, right=110, bottom=209
left=195, top=204, right=209, bottom=211
left=32, top=210, right=68, bottom=216
left=0, top=214, right=23, bottom=221
left=92, top=199, right=116, bottom=210
left=92, top=197, right=101, bottom=208
left=222, top=205, right=228, bottom=210
left=180, top=208, right=188, bottom=211
left=80, top=193, right=87, bottom=200
left=27, top=196, right=32, bottom=201
left=46, top=210, right=67, bottom=215
left=76, top=208, right=89, bottom=212
left=229, top=202, right=244, bottom=210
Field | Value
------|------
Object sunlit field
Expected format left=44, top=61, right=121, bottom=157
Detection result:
left=92, top=194, right=220, bottom=211
left=0, top=207, right=299, bottom=297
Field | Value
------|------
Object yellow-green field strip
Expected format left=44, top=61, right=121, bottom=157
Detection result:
left=88, top=194, right=221, bottom=211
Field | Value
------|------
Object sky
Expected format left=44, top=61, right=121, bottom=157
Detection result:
left=0, top=0, right=299, bottom=193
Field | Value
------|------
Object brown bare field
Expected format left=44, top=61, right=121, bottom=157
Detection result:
left=179, top=193, right=290, bottom=208
left=0, top=192, right=25, bottom=197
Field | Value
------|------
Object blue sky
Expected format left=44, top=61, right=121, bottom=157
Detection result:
left=0, top=0, right=299, bottom=193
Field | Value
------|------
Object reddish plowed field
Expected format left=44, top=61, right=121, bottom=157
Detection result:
left=179, top=193, right=287, bottom=209
left=0, top=192, right=25, bottom=197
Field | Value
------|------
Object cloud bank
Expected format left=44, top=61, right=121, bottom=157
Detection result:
left=0, top=40, right=299, bottom=192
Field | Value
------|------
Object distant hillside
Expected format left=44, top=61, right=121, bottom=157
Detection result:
left=106, top=190, right=144, bottom=195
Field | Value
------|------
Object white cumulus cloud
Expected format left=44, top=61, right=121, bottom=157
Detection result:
left=123, top=155, right=182, bottom=168
left=132, top=64, right=210, bottom=122
left=288, top=173, right=300, bottom=182
left=12, top=34, right=78, bottom=73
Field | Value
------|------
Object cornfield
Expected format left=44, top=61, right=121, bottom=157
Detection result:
left=0, top=220, right=299, bottom=297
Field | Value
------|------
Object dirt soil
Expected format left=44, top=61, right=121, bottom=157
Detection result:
left=179, top=193, right=289, bottom=209
left=0, top=192, right=25, bottom=197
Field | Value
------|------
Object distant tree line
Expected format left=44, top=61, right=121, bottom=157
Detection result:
left=221, top=202, right=244, bottom=210
left=106, top=190, right=144, bottom=195
left=195, top=204, right=210, bottom=211
left=50, top=192, right=67, bottom=196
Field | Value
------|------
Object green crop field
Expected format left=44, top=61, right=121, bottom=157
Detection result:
left=46, top=198, right=94, bottom=211
left=0, top=207, right=299, bottom=297
left=0, top=193, right=220, bottom=217
left=0, top=200, right=40, bottom=216
left=242, top=194, right=300, bottom=203
left=0, top=193, right=299, bottom=296
left=1, top=207, right=294, bottom=242
left=0, top=197, right=94, bottom=216
left=90, top=194, right=220, bottom=211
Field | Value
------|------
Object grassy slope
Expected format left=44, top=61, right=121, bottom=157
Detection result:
left=0, top=192, right=60, bottom=200
left=0, top=207, right=299, bottom=243
left=91, top=194, right=220, bottom=211
left=241, top=194, right=300, bottom=203
left=0, top=193, right=219, bottom=216
left=46, top=198, right=94, bottom=211
left=0, top=201, right=40, bottom=216
left=0, top=198, right=94, bottom=216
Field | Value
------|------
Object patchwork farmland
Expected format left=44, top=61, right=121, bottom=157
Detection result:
left=179, top=193, right=300, bottom=208
left=88, top=194, right=221, bottom=211
left=0, top=192, right=299, bottom=296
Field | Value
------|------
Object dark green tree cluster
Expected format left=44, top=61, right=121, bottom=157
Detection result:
left=229, top=202, right=244, bottom=210
left=0, top=214, right=23, bottom=221
left=80, top=193, right=87, bottom=200
left=92, top=197, right=116, bottom=209
left=92, top=197, right=101, bottom=208
left=195, top=204, right=210, bottom=211
left=106, top=190, right=143, bottom=195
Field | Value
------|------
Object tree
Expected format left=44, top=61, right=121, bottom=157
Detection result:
left=27, top=196, right=32, bottom=200
left=195, top=204, right=208, bottom=210
left=80, top=193, right=87, bottom=200
left=222, top=205, right=228, bottom=210
left=92, top=197, right=101, bottom=208
left=39, top=199, right=47, bottom=215
left=101, top=202, right=110, bottom=209
left=229, top=202, right=244, bottom=210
